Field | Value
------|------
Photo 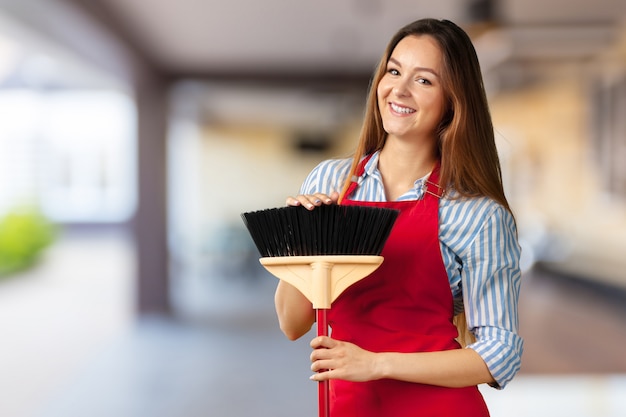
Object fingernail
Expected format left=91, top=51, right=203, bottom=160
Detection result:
left=314, top=199, right=321, bottom=204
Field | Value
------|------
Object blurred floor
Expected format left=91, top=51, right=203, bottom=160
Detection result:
left=519, top=266, right=626, bottom=374
left=1, top=230, right=625, bottom=417
left=0, top=227, right=134, bottom=417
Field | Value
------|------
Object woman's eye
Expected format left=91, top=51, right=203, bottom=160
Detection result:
left=417, top=78, right=432, bottom=85
left=388, top=68, right=400, bottom=76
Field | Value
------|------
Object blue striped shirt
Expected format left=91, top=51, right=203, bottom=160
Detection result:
left=299, top=151, right=523, bottom=389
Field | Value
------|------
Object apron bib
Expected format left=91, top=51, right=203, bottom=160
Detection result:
left=328, top=156, right=489, bottom=417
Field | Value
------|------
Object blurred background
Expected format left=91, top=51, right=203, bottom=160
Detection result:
left=0, top=0, right=625, bottom=416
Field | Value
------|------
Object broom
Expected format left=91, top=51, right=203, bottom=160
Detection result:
left=241, top=204, right=399, bottom=417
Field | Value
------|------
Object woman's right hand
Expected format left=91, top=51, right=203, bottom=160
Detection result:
left=286, top=191, right=339, bottom=210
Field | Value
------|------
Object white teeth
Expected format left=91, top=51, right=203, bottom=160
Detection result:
left=391, top=103, right=415, bottom=114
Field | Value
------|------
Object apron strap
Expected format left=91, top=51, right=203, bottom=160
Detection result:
left=344, top=154, right=374, bottom=199
left=424, top=162, right=444, bottom=199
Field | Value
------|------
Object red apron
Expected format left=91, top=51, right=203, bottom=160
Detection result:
left=330, top=156, right=489, bottom=417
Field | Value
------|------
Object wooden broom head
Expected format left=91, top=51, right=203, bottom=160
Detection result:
left=241, top=204, right=400, bottom=258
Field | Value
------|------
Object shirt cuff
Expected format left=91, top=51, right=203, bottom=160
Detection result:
left=468, top=326, right=524, bottom=389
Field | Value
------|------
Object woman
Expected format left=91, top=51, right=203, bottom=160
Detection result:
left=275, top=18, right=523, bottom=416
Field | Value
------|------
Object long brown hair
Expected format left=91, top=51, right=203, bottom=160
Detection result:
left=339, top=18, right=510, bottom=213
left=338, top=19, right=513, bottom=345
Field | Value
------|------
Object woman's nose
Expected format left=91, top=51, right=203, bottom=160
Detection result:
left=392, top=77, right=411, bottom=97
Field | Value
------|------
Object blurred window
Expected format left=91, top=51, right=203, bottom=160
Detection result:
left=0, top=27, right=136, bottom=223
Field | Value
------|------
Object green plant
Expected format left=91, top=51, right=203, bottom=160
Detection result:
left=0, top=209, right=57, bottom=277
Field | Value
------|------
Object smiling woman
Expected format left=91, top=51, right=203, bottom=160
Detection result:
left=277, top=18, right=523, bottom=417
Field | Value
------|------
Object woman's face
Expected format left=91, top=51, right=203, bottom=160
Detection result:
left=377, top=35, right=446, bottom=144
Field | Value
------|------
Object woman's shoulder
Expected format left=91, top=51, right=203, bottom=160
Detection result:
left=309, top=157, right=353, bottom=173
left=440, top=190, right=515, bottom=228
left=439, top=191, right=519, bottom=257
left=300, top=157, right=353, bottom=194
left=305, top=157, right=353, bottom=184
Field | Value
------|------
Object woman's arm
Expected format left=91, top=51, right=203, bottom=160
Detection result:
left=310, top=336, right=495, bottom=387
left=461, top=203, right=523, bottom=388
left=274, top=191, right=340, bottom=340
left=275, top=157, right=351, bottom=340
left=376, top=347, right=494, bottom=387
left=274, top=280, right=315, bottom=340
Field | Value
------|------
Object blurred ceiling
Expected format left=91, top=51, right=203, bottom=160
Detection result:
left=77, top=0, right=625, bottom=79
left=2, top=0, right=625, bottom=83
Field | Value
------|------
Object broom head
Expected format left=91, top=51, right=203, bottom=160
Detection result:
left=241, top=204, right=400, bottom=258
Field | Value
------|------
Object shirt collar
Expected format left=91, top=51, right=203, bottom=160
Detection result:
left=364, top=151, right=428, bottom=199
left=362, top=151, right=380, bottom=179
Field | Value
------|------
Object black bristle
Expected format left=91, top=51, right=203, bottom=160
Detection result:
left=241, top=205, right=400, bottom=257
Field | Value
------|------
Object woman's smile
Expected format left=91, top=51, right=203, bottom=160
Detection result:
left=389, top=102, right=416, bottom=115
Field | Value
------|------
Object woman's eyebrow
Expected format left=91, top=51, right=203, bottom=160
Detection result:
left=388, top=57, right=440, bottom=78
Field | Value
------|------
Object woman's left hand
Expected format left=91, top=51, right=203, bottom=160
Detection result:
left=309, top=336, right=379, bottom=382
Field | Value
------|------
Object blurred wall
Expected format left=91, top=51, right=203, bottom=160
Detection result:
left=490, top=26, right=626, bottom=287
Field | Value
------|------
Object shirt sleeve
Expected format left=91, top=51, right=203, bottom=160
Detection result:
left=461, top=204, right=524, bottom=389
left=299, top=158, right=352, bottom=195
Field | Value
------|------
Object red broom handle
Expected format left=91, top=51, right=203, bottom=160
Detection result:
left=316, top=308, right=330, bottom=417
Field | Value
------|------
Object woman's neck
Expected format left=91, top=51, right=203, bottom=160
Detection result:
left=378, top=139, right=437, bottom=201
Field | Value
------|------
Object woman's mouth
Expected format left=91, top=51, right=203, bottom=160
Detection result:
left=390, top=102, right=416, bottom=115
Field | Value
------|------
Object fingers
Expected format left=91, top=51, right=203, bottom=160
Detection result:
left=310, top=355, right=334, bottom=381
left=310, top=371, right=332, bottom=381
left=310, top=335, right=335, bottom=349
left=285, top=193, right=336, bottom=210
left=310, top=336, right=336, bottom=381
